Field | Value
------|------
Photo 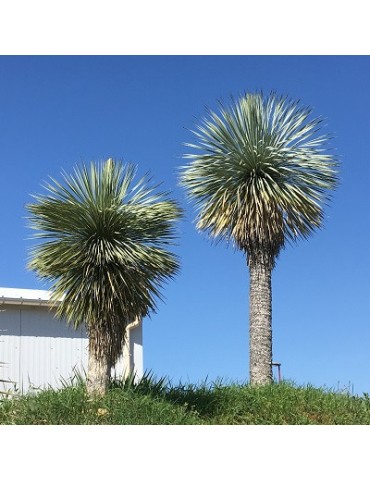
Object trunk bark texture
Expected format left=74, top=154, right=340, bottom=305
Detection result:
left=86, top=341, right=111, bottom=396
left=249, top=255, right=273, bottom=385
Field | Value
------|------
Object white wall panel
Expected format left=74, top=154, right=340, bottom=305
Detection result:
left=0, top=307, right=21, bottom=393
left=20, top=308, right=88, bottom=392
left=0, top=304, right=143, bottom=394
left=130, top=324, right=143, bottom=379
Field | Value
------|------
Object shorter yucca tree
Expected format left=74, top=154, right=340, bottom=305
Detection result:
left=180, top=92, right=338, bottom=385
left=27, top=159, right=181, bottom=396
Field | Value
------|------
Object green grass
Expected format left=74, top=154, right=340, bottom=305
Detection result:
left=1, top=374, right=370, bottom=425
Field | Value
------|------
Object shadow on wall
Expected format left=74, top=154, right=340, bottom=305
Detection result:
left=0, top=305, right=86, bottom=339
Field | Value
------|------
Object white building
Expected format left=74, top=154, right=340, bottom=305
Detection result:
left=0, top=287, right=143, bottom=395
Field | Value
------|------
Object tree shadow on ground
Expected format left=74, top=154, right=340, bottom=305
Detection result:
left=110, top=372, right=227, bottom=418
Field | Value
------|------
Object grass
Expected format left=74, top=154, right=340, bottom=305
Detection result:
left=1, top=373, right=370, bottom=425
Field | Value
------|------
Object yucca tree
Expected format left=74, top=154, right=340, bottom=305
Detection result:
left=27, top=158, right=181, bottom=395
left=180, top=92, right=338, bottom=385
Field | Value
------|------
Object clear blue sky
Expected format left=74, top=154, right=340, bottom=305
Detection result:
left=0, top=56, right=369, bottom=394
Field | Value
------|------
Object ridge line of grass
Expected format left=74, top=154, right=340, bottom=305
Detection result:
left=1, top=373, right=370, bottom=425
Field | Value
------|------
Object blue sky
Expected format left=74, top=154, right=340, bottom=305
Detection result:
left=1, top=56, right=370, bottom=394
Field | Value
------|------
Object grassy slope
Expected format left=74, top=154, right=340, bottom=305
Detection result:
left=1, top=377, right=370, bottom=425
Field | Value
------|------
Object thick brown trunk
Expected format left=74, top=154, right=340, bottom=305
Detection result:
left=86, top=341, right=111, bottom=396
left=249, top=255, right=273, bottom=385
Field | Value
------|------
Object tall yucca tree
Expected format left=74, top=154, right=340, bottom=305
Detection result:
left=27, top=158, right=181, bottom=395
left=180, top=92, right=338, bottom=385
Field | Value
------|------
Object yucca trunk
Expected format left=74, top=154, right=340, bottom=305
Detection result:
left=86, top=338, right=111, bottom=396
left=249, top=255, right=273, bottom=385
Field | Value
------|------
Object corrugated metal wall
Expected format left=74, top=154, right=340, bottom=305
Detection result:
left=0, top=304, right=143, bottom=395
left=0, top=307, right=21, bottom=394
left=130, top=324, right=143, bottom=378
left=0, top=305, right=88, bottom=394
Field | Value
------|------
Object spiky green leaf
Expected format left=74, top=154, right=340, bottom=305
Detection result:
left=27, top=159, right=182, bottom=361
left=180, top=92, right=338, bottom=264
